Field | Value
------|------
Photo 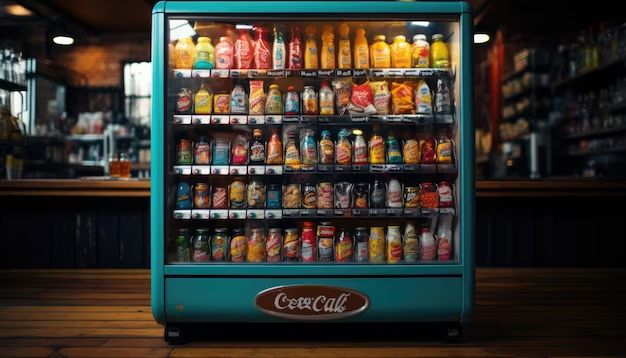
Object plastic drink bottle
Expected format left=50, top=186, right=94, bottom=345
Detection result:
left=412, top=34, right=430, bottom=68
left=215, top=36, right=234, bottom=69
left=272, top=26, right=286, bottom=70
left=288, top=26, right=303, bottom=69
left=304, top=25, right=319, bottom=69
left=337, top=23, right=351, bottom=69
left=370, top=35, right=391, bottom=68
left=353, top=28, right=369, bottom=69
left=320, top=25, right=335, bottom=70
left=175, top=37, right=195, bottom=69
left=253, top=27, right=271, bottom=69
left=194, top=37, right=214, bottom=69
left=391, top=35, right=412, bottom=68
left=235, top=30, right=253, bottom=69
left=431, top=34, right=450, bottom=68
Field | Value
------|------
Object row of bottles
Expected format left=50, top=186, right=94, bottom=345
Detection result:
left=173, top=23, right=450, bottom=70
left=176, top=78, right=452, bottom=116
left=175, top=180, right=455, bottom=210
left=173, top=218, right=454, bottom=263
left=176, top=130, right=453, bottom=166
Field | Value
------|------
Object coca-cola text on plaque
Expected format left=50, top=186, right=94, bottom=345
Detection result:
left=255, top=285, right=370, bottom=320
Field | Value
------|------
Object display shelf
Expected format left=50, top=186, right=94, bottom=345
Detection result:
left=173, top=163, right=456, bottom=176
left=552, top=56, right=626, bottom=90
left=564, top=125, right=626, bottom=140
left=173, top=207, right=454, bottom=220
left=173, top=114, right=454, bottom=126
left=566, top=145, right=626, bottom=157
left=0, top=78, right=27, bottom=92
left=65, top=134, right=104, bottom=141
left=173, top=67, right=454, bottom=79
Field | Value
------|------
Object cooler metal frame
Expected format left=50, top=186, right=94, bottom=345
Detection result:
left=151, top=1, right=474, bottom=325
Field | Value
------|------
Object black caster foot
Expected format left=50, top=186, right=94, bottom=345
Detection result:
left=164, top=324, right=186, bottom=345
left=444, top=323, right=463, bottom=342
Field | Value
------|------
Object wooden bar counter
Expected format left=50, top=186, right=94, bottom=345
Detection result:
left=1, top=178, right=625, bottom=268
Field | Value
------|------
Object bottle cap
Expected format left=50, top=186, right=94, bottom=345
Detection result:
left=432, top=34, right=444, bottom=41
left=253, top=128, right=262, bottom=137
left=394, top=35, right=406, bottom=42
left=219, top=36, right=231, bottom=42
left=198, top=37, right=210, bottom=43
left=287, top=85, right=296, bottom=91
left=413, top=34, right=427, bottom=42
left=374, top=35, right=386, bottom=42
left=269, top=84, right=280, bottom=89
left=321, top=129, right=331, bottom=137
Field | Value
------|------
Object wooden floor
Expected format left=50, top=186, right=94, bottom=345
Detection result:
left=0, top=269, right=625, bottom=357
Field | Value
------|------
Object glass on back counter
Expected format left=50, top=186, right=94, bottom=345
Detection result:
left=164, top=17, right=462, bottom=265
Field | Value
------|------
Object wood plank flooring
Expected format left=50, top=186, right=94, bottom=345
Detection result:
left=0, top=269, right=624, bottom=357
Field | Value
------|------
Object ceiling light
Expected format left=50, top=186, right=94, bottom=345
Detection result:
left=236, top=24, right=253, bottom=30
left=53, top=36, right=74, bottom=46
left=4, top=4, right=32, bottom=16
left=474, top=33, right=490, bottom=44
left=410, top=21, right=430, bottom=27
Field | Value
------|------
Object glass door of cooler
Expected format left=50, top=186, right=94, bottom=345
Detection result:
left=165, top=15, right=462, bottom=266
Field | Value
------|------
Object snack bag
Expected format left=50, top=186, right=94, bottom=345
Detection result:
left=348, top=82, right=376, bottom=115
left=249, top=80, right=266, bottom=115
left=369, top=81, right=390, bottom=115
left=391, top=81, right=416, bottom=114
left=332, top=78, right=352, bottom=115
left=415, top=79, right=433, bottom=114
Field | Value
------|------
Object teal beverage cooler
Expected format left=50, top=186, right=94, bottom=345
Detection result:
left=151, top=1, right=474, bottom=342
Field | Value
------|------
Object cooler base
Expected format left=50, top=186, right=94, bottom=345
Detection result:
left=163, top=276, right=465, bottom=323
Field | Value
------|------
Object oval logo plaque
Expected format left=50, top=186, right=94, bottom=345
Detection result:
left=255, top=285, right=369, bottom=320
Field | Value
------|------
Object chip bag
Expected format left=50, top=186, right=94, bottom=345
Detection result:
left=391, top=81, right=416, bottom=114
left=249, top=80, right=266, bottom=115
left=348, top=82, right=377, bottom=115
left=369, top=81, right=391, bottom=115
left=332, top=78, right=352, bottom=115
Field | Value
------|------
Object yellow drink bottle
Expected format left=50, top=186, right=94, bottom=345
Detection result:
left=430, top=33, right=450, bottom=68
left=390, top=35, right=411, bottom=68
left=353, top=28, right=369, bottom=69
left=337, top=23, right=351, bottom=69
left=304, top=25, right=319, bottom=70
left=174, top=37, right=195, bottom=69
left=370, top=35, right=391, bottom=68
left=194, top=82, right=213, bottom=114
left=320, top=25, right=335, bottom=70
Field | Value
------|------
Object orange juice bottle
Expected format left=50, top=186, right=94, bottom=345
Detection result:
left=304, top=25, right=319, bottom=70
left=370, top=35, right=390, bottom=68
left=431, top=34, right=450, bottom=68
left=353, top=27, right=369, bottom=69
left=390, top=35, right=411, bottom=68
left=320, top=25, right=335, bottom=70
left=174, top=37, right=195, bottom=69
left=337, top=23, right=351, bottom=69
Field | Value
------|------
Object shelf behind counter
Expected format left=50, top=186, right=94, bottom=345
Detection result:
left=1, top=178, right=625, bottom=198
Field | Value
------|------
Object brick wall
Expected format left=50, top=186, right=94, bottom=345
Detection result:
left=55, top=39, right=150, bottom=87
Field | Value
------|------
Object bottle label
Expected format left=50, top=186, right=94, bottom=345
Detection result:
left=355, top=242, right=368, bottom=262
